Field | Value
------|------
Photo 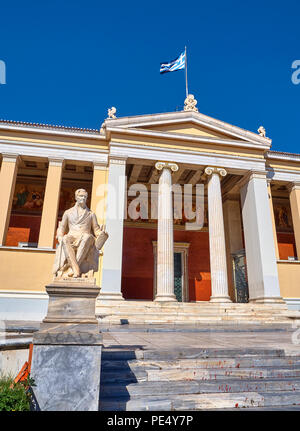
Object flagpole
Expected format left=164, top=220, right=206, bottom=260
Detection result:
left=185, top=46, right=188, bottom=98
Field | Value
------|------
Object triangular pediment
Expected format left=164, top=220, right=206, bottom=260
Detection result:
left=145, top=121, right=234, bottom=140
left=104, top=110, right=271, bottom=148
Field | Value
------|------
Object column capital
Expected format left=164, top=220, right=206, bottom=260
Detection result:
left=93, top=161, right=108, bottom=171
left=287, top=181, right=300, bottom=193
left=238, top=170, right=268, bottom=189
left=155, top=161, right=178, bottom=172
left=48, top=157, right=64, bottom=167
left=204, top=166, right=227, bottom=178
left=2, top=153, right=20, bottom=164
left=109, top=156, right=127, bottom=166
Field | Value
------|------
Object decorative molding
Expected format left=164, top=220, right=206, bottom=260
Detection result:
left=93, top=161, right=108, bottom=171
left=1, top=153, right=20, bottom=164
left=267, top=151, right=300, bottom=162
left=48, top=157, right=64, bottom=167
left=0, top=122, right=105, bottom=140
left=109, top=156, right=127, bottom=166
left=0, top=290, right=48, bottom=299
left=109, top=142, right=266, bottom=174
left=266, top=168, right=300, bottom=184
left=108, top=126, right=270, bottom=151
left=0, top=139, right=108, bottom=164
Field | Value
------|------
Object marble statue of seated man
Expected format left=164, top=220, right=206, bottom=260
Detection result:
left=53, top=188, right=108, bottom=279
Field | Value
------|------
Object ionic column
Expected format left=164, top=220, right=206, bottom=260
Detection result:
left=288, top=182, right=300, bottom=260
left=240, top=171, right=283, bottom=303
left=38, top=158, right=64, bottom=248
left=0, top=154, right=20, bottom=245
left=99, top=157, right=126, bottom=301
left=205, top=167, right=231, bottom=303
left=154, top=161, right=178, bottom=302
left=267, top=180, right=280, bottom=260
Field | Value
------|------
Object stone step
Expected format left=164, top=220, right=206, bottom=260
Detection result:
left=101, top=366, right=300, bottom=384
left=96, top=300, right=288, bottom=309
left=146, top=366, right=300, bottom=382
left=99, top=390, right=300, bottom=411
left=101, top=356, right=300, bottom=371
left=97, top=305, right=289, bottom=314
left=100, top=377, right=300, bottom=398
left=97, top=312, right=292, bottom=322
left=101, top=347, right=285, bottom=361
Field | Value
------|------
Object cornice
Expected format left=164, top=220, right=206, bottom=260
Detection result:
left=266, top=150, right=300, bottom=163
left=0, top=121, right=106, bottom=140
left=0, top=139, right=108, bottom=164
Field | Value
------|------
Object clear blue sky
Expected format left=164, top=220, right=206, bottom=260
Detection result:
left=0, top=0, right=299, bottom=153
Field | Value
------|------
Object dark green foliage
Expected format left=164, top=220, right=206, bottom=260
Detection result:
left=0, top=376, right=35, bottom=411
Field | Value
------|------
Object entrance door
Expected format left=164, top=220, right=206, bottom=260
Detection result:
left=174, top=252, right=183, bottom=302
left=152, top=241, right=190, bottom=301
left=232, top=249, right=249, bottom=303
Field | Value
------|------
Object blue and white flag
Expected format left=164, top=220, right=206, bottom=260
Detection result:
left=160, top=51, right=185, bottom=74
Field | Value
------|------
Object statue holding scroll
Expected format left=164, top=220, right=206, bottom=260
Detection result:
left=53, top=188, right=108, bottom=279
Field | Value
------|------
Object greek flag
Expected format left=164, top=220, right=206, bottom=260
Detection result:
left=160, top=51, right=185, bottom=74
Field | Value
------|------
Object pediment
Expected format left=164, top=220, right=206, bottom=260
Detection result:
left=104, top=110, right=271, bottom=148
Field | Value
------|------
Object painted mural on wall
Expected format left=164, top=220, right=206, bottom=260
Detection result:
left=12, top=184, right=45, bottom=213
left=273, top=201, right=293, bottom=232
left=12, top=183, right=92, bottom=216
left=125, top=195, right=208, bottom=228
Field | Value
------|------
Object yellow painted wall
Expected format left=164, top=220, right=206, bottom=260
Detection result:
left=277, top=261, right=300, bottom=298
left=0, top=248, right=55, bottom=292
left=147, top=122, right=239, bottom=140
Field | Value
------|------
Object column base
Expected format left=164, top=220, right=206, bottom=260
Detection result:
left=154, top=294, right=177, bottom=302
left=249, top=296, right=286, bottom=305
left=97, top=292, right=124, bottom=301
left=209, top=296, right=232, bottom=303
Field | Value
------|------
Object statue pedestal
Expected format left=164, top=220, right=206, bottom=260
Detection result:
left=31, top=280, right=103, bottom=411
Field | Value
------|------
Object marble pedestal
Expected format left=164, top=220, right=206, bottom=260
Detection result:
left=31, top=280, right=102, bottom=411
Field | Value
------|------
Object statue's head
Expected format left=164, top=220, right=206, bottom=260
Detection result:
left=75, top=189, right=88, bottom=205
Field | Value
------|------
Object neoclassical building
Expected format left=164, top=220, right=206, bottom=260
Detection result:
left=0, top=98, right=300, bottom=322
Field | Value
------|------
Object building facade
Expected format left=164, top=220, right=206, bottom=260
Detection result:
left=0, top=101, right=300, bottom=321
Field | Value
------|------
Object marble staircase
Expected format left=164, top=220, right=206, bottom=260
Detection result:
left=96, top=300, right=300, bottom=326
left=99, top=347, right=300, bottom=411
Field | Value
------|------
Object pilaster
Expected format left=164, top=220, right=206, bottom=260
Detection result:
left=288, top=181, right=300, bottom=260
left=0, top=153, right=20, bottom=245
left=240, top=170, right=283, bottom=303
left=38, top=158, right=64, bottom=249
left=98, top=157, right=127, bottom=301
